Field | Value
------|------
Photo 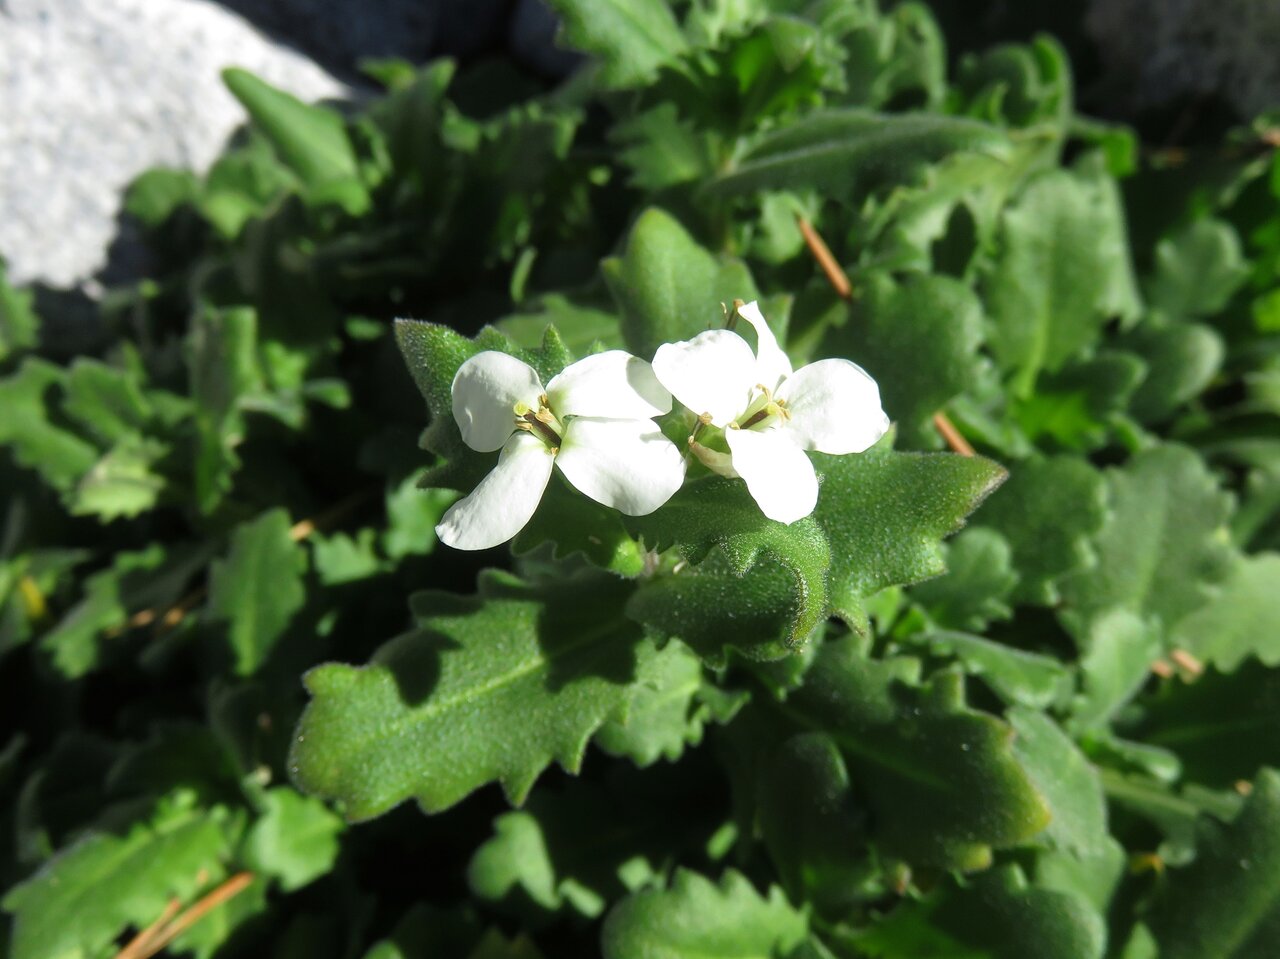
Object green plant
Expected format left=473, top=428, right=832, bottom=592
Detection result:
left=3, top=1, right=1280, bottom=956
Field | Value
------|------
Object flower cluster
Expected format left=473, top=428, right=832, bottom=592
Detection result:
left=436, top=301, right=889, bottom=549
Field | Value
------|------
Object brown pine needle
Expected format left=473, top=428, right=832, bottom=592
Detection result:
left=1150, top=659, right=1176, bottom=679
left=1170, top=648, right=1204, bottom=679
left=932, top=412, right=974, bottom=457
left=114, top=872, right=256, bottom=959
left=796, top=216, right=853, bottom=300
left=1236, top=779, right=1254, bottom=796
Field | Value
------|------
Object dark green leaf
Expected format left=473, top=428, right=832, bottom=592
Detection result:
left=911, top=630, right=1068, bottom=709
left=708, top=109, right=1008, bottom=202
left=602, top=208, right=762, bottom=359
left=1118, top=322, right=1224, bottom=423
left=545, top=0, right=688, bottom=89
left=0, top=259, right=39, bottom=363
left=1145, top=218, right=1248, bottom=319
left=0, top=359, right=99, bottom=491
left=1171, top=554, right=1280, bottom=671
left=811, top=448, right=1008, bottom=625
left=907, top=528, right=1017, bottom=631
left=602, top=869, right=808, bottom=959
left=784, top=636, right=1050, bottom=870
left=206, top=509, right=308, bottom=676
left=291, top=570, right=654, bottom=819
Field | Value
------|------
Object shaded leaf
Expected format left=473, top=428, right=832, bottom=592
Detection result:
left=908, top=528, right=1017, bottom=631
left=545, top=0, right=688, bottom=89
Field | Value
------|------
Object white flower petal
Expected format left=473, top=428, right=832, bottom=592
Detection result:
left=651, top=330, right=758, bottom=427
left=736, top=300, right=792, bottom=391
left=545, top=350, right=672, bottom=419
left=451, top=351, right=544, bottom=452
left=777, top=358, right=889, bottom=455
left=556, top=417, right=687, bottom=515
left=434, top=432, right=555, bottom=549
left=724, top=427, right=818, bottom=524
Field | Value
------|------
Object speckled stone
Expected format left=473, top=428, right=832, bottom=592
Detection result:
left=1086, top=0, right=1280, bottom=117
left=0, top=0, right=348, bottom=289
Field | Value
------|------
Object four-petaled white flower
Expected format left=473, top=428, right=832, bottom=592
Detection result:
left=651, top=301, right=889, bottom=524
left=435, top=350, right=687, bottom=550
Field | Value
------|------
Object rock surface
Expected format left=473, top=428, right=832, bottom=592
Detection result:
left=1086, top=0, right=1280, bottom=118
left=0, top=0, right=348, bottom=288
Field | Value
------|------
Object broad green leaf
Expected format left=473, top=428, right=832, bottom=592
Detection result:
left=205, top=509, right=307, bottom=676
left=984, top=164, right=1141, bottom=392
left=496, top=295, right=623, bottom=354
left=594, top=639, right=746, bottom=766
left=828, top=271, right=984, bottom=447
left=189, top=306, right=261, bottom=513
left=124, top=167, right=201, bottom=226
left=602, top=208, right=762, bottom=359
left=60, top=358, right=156, bottom=446
left=627, top=476, right=832, bottom=652
left=69, top=437, right=169, bottom=521
left=1008, top=708, right=1109, bottom=860
left=956, top=36, right=1073, bottom=130
left=602, top=869, right=808, bottom=959
left=859, top=865, right=1105, bottom=959
left=783, top=636, right=1050, bottom=870
left=513, top=476, right=646, bottom=576
left=0, top=259, right=39, bottom=363
left=222, top=68, right=369, bottom=213
left=907, top=528, right=1017, bottom=631
left=1118, top=322, right=1224, bottom=423
left=708, top=109, right=1008, bottom=202
left=756, top=732, right=870, bottom=912
left=811, top=448, right=1008, bottom=625
left=1010, top=352, right=1146, bottom=450
left=910, top=630, right=1068, bottom=709
left=1122, top=661, right=1280, bottom=790
left=1170, top=554, right=1280, bottom=670
left=1145, top=218, right=1249, bottom=319
left=545, top=0, right=688, bottom=89
left=291, top=570, right=654, bottom=819
left=611, top=104, right=714, bottom=191
left=1149, top=767, right=1280, bottom=959
left=0, top=359, right=98, bottom=492
left=1070, top=610, right=1161, bottom=731
left=310, top=529, right=384, bottom=586
left=1059, top=444, right=1236, bottom=642
left=244, top=787, right=344, bottom=891
left=2, top=791, right=237, bottom=959
left=975, top=456, right=1107, bottom=606
left=382, top=478, right=455, bottom=561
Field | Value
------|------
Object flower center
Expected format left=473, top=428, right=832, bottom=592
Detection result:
left=513, top=395, right=564, bottom=450
left=729, top=384, right=789, bottom=432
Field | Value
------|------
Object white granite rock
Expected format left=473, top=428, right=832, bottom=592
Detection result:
left=0, top=0, right=349, bottom=288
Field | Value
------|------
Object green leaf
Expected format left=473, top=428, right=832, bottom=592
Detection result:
left=1118, top=322, right=1224, bottom=423
left=2, top=791, right=237, bottom=959
left=811, top=448, right=1008, bottom=625
left=1145, top=218, right=1249, bottom=319
left=859, top=865, right=1105, bottom=959
left=974, top=456, right=1107, bottom=606
left=708, top=109, right=1008, bottom=202
left=1122, top=661, right=1280, bottom=791
left=910, top=630, right=1068, bottom=710
left=206, top=509, right=307, bottom=676
left=1171, top=554, right=1280, bottom=671
left=627, top=476, right=832, bottom=654
left=756, top=732, right=870, bottom=911
left=69, top=437, right=169, bottom=521
left=594, top=639, right=746, bottom=766
left=1070, top=610, right=1161, bottom=730
left=602, top=869, right=808, bottom=959
left=1008, top=708, right=1109, bottom=860
left=382, top=478, right=455, bottom=561
left=1010, top=352, right=1146, bottom=450
left=124, top=167, right=201, bottom=226
left=1149, top=767, right=1280, bottom=958
left=611, top=104, right=714, bottom=191
left=829, top=271, right=984, bottom=447
left=1059, top=444, right=1236, bottom=642
left=984, top=165, right=1141, bottom=391
left=907, top=528, right=1017, bottom=631
left=222, top=68, right=369, bottom=213
left=291, top=570, right=654, bottom=819
left=0, top=258, right=39, bottom=363
left=245, top=787, right=344, bottom=891
left=783, top=636, right=1050, bottom=870
left=310, top=529, right=384, bottom=586
left=602, top=208, right=762, bottom=360
left=513, top=477, right=646, bottom=576
left=544, top=0, right=688, bottom=89
left=0, top=359, right=99, bottom=492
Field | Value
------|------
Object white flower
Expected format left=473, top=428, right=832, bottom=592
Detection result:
left=435, top=350, right=687, bottom=550
left=651, top=301, right=889, bottom=524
